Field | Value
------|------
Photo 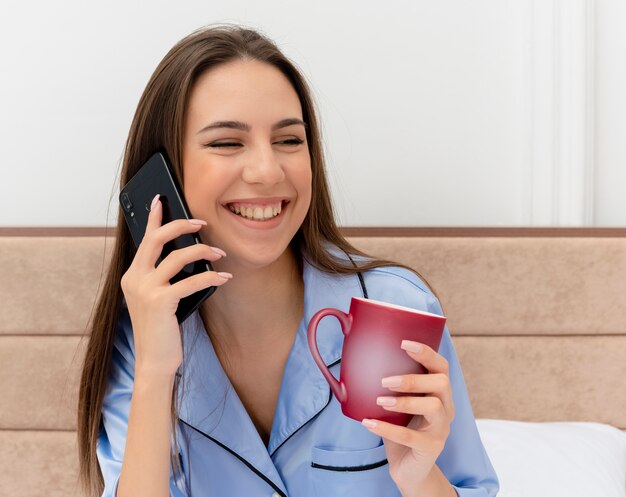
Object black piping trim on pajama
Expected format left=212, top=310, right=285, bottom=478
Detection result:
left=306, top=253, right=386, bottom=471
left=179, top=418, right=289, bottom=497
left=179, top=358, right=342, bottom=497
left=270, top=263, right=368, bottom=457
left=176, top=259, right=370, bottom=495
left=356, top=270, right=368, bottom=298
left=310, top=458, right=389, bottom=472
left=345, top=252, right=369, bottom=299
left=269, top=357, right=339, bottom=457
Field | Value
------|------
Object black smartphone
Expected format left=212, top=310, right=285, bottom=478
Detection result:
left=119, top=150, right=218, bottom=324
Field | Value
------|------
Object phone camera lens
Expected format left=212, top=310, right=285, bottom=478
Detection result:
left=121, top=193, right=133, bottom=211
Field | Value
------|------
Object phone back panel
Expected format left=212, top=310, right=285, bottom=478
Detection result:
left=119, top=151, right=216, bottom=323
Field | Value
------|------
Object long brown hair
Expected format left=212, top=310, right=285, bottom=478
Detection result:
left=77, top=22, right=438, bottom=497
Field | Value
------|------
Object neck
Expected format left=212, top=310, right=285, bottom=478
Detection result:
left=199, top=244, right=304, bottom=357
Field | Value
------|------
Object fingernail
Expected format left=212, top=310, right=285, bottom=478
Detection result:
left=150, top=194, right=160, bottom=210
left=189, top=219, right=207, bottom=226
left=210, top=246, right=227, bottom=257
left=376, top=396, right=397, bottom=406
left=217, top=272, right=233, bottom=279
left=381, top=376, right=402, bottom=388
left=362, top=419, right=378, bottom=429
left=401, top=340, right=422, bottom=353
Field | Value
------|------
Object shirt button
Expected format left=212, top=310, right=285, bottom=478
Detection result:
left=271, top=493, right=281, bottom=497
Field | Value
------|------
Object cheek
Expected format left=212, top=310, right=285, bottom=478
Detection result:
left=297, top=162, right=313, bottom=196
left=183, top=173, right=201, bottom=202
left=183, top=171, right=222, bottom=216
left=304, top=170, right=313, bottom=203
left=291, top=170, right=311, bottom=217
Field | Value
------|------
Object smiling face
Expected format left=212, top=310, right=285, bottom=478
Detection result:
left=182, top=58, right=312, bottom=270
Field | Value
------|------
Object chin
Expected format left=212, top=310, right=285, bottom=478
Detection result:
left=232, top=243, right=293, bottom=269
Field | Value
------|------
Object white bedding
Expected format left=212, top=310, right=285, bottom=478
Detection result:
left=475, top=419, right=626, bottom=497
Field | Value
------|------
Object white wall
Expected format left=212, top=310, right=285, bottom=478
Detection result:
left=595, top=0, right=626, bottom=226
left=0, top=0, right=623, bottom=227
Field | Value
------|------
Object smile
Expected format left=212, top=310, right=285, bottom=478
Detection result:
left=226, top=200, right=288, bottom=221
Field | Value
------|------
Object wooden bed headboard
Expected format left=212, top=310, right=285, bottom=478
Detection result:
left=0, top=227, right=625, bottom=496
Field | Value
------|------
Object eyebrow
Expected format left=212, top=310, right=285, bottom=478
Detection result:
left=196, top=118, right=307, bottom=135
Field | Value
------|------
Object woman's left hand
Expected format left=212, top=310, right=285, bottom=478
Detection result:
left=361, top=340, right=455, bottom=496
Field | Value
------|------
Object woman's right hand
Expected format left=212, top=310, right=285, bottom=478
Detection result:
left=120, top=194, right=231, bottom=378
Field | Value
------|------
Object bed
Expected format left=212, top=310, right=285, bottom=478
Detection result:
left=0, top=227, right=625, bottom=496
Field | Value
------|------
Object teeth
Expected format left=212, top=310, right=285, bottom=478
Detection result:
left=227, top=201, right=283, bottom=221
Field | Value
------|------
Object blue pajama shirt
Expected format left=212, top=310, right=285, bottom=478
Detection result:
left=97, top=244, right=499, bottom=497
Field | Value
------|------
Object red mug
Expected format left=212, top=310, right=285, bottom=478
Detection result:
left=307, top=297, right=446, bottom=426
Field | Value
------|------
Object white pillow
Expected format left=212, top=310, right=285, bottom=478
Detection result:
left=475, top=419, right=626, bottom=497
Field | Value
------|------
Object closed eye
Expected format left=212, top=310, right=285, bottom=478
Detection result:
left=205, top=138, right=304, bottom=148
left=206, top=142, right=240, bottom=148
left=279, top=138, right=305, bottom=146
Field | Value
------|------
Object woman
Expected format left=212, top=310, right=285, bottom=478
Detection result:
left=77, top=23, right=499, bottom=497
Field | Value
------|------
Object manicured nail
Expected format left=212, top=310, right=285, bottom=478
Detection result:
left=401, top=340, right=422, bottom=353
left=381, top=376, right=402, bottom=388
left=362, top=419, right=378, bottom=429
left=376, top=396, right=397, bottom=406
left=217, top=272, right=233, bottom=279
left=210, top=246, right=227, bottom=257
left=189, top=219, right=207, bottom=226
left=150, top=194, right=160, bottom=210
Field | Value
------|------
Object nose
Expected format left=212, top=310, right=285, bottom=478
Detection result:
left=241, top=141, right=285, bottom=185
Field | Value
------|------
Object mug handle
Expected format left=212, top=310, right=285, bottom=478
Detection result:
left=307, top=308, right=353, bottom=404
